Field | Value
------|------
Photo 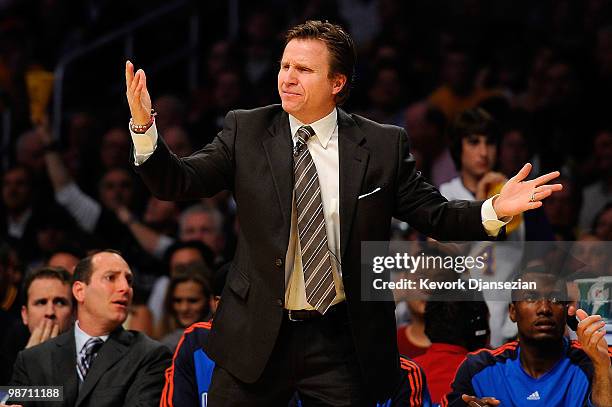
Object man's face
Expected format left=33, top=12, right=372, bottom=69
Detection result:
left=100, top=128, right=130, bottom=169
left=74, top=252, right=133, bottom=331
left=21, top=278, right=73, bottom=334
left=499, top=130, right=529, bottom=176
left=278, top=39, right=345, bottom=124
left=509, top=274, right=567, bottom=344
left=99, top=169, right=133, bottom=211
left=461, top=134, right=496, bottom=179
left=169, top=248, right=205, bottom=274
left=2, top=168, right=32, bottom=212
left=180, top=212, right=222, bottom=255
left=47, top=252, right=80, bottom=274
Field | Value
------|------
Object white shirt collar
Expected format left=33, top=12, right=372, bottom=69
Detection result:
left=288, top=108, right=338, bottom=149
left=74, top=320, right=109, bottom=354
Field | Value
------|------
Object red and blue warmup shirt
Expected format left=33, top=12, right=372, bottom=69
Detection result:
left=161, top=321, right=214, bottom=407
left=161, top=322, right=431, bottom=406
left=442, top=338, right=612, bottom=407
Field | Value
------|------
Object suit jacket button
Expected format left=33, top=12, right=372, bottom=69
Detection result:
left=277, top=299, right=284, bottom=307
left=275, top=258, right=283, bottom=267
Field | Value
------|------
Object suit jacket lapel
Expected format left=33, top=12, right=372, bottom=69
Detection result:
left=53, top=329, right=78, bottom=407
left=75, top=327, right=130, bottom=407
left=262, top=110, right=294, bottom=225
left=338, top=109, right=369, bottom=262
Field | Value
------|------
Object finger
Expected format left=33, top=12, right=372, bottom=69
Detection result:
left=29, top=323, right=43, bottom=343
left=568, top=305, right=576, bottom=316
left=576, top=309, right=589, bottom=320
left=125, top=60, right=134, bottom=89
left=510, top=163, right=532, bottom=182
left=588, top=326, right=607, bottom=347
left=140, top=69, right=147, bottom=94
left=524, top=201, right=543, bottom=211
left=583, top=319, right=606, bottom=338
left=50, top=322, right=59, bottom=338
left=135, top=69, right=146, bottom=95
left=40, top=319, right=52, bottom=341
left=533, top=188, right=553, bottom=201
left=535, top=184, right=563, bottom=194
left=129, top=69, right=141, bottom=97
left=532, top=170, right=561, bottom=186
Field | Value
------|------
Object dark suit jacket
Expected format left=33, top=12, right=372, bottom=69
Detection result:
left=135, top=105, right=492, bottom=402
left=10, top=326, right=171, bottom=407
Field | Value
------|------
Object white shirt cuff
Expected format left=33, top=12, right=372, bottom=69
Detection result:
left=130, top=121, right=158, bottom=165
left=481, top=195, right=512, bottom=237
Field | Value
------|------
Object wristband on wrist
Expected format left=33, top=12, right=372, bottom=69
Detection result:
left=130, top=109, right=157, bottom=134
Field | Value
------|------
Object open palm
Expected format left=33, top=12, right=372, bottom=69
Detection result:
left=493, top=163, right=562, bottom=218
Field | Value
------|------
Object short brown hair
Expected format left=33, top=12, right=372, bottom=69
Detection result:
left=285, top=20, right=356, bottom=105
left=23, top=266, right=73, bottom=304
left=73, top=249, right=122, bottom=284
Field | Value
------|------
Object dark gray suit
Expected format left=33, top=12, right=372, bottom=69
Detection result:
left=10, top=327, right=171, bottom=407
left=135, top=105, right=492, bottom=402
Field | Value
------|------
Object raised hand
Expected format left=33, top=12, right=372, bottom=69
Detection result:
left=575, top=309, right=611, bottom=369
left=25, top=318, right=59, bottom=349
left=125, top=60, right=152, bottom=125
left=492, top=163, right=562, bottom=218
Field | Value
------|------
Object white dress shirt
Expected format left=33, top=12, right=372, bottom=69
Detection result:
left=129, top=109, right=508, bottom=311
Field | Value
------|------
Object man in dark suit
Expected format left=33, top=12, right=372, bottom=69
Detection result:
left=125, top=20, right=562, bottom=406
left=5, top=250, right=171, bottom=407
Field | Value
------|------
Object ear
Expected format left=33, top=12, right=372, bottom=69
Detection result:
left=331, top=73, right=347, bottom=96
left=21, top=305, right=28, bottom=326
left=73, top=281, right=85, bottom=304
left=508, top=302, right=517, bottom=323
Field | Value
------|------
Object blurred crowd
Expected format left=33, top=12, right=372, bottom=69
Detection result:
left=1, top=0, right=612, bottom=396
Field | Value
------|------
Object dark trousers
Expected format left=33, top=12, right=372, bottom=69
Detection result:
left=208, top=303, right=365, bottom=406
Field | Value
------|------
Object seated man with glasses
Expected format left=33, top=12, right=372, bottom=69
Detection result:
left=443, top=265, right=612, bottom=407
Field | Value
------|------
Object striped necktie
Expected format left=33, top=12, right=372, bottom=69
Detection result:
left=293, top=125, right=336, bottom=313
left=77, top=337, right=104, bottom=383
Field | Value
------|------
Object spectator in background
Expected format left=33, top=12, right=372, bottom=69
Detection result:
left=429, top=46, right=500, bottom=121
left=1, top=166, right=75, bottom=264
left=99, top=127, right=131, bottom=170
left=0, top=266, right=74, bottom=385
left=148, top=240, right=215, bottom=326
left=414, top=300, right=490, bottom=405
left=404, top=101, right=455, bottom=187
left=579, top=130, right=612, bottom=232
left=542, top=176, right=582, bottom=240
left=396, top=299, right=430, bottom=358
left=497, top=114, right=535, bottom=179
left=15, top=129, right=47, bottom=176
left=156, top=263, right=212, bottom=351
left=46, top=248, right=83, bottom=274
left=361, top=65, right=405, bottom=127
left=0, top=242, right=22, bottom=318
left=154, top=94, right=187, bottom=133
left=2, top=166, right=36, bottom=245
left=179, top=204, right=226, bottom=263
left=592, top=202, right=612, bottom=241
left=163, top=126, right=194, bottom=158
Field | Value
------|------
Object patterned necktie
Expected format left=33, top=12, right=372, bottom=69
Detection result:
left=293, top=125, right=335, bottom=313
left=77, top=337, right=104, bottom=383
